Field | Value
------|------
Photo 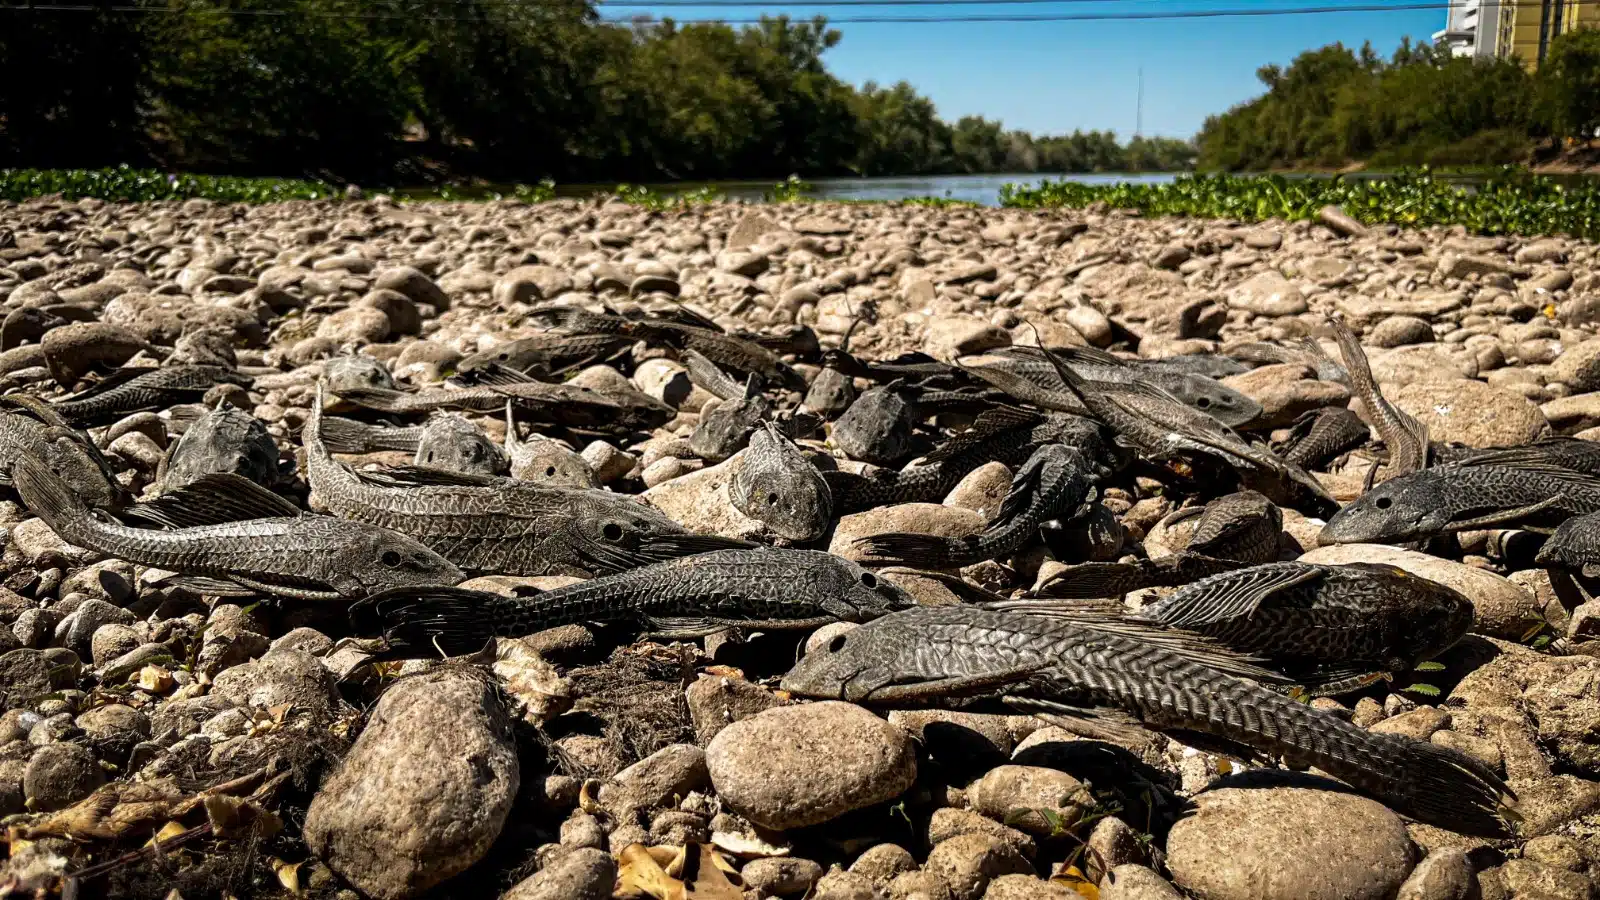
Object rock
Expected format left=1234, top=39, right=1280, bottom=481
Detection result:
left=743, top=857, right=825, bottom=896
left=923, top=833, right=1033, bottom=900
left=727, top=212, right=779, bottom=249
left=1100, top=865, right=1183, bottom=900
left=355, top=289, right=420, bottom=336
left=1370, top=706, right=1450, bottom=741
left=944, top=261, right=998, bottom=285
left=1152, top=245, right=1190, bottom=270
left=494, top=265, right=572, bottom=306
left=304, top=669, right=519, bottom=900
left=927, top=807, right=1037, bottom=860
left=1338, top=294, right=1467, bottom=329
left=719, top=250, right=770, bottom=278
left=23, top=742, right=104, bottom=812
left=850, top=843, right=918, bottom=886
left=1221, top=364, right=1350, bottom=429
left=1300, top=543, right=1540, bottom=640
left=76, top=703, right=149, bottom=763
left=1498, top=858, right=1593, bottom=899
left=686, top=673, right=778, bottom=744
left=1449, top=649, right=1600, bottom=777
left=1166, top=786, right=1415, bottom=900
left=925, top=317, right=1010, bottom=361
left=1439, top=253, right=1523, bottom=280
left=41, top=323, right=149, bottom=386
left=210, top=649, right=344, bottom=722
left=814, top=870, right=882, bottom=900
left=1244, top=229, right=1284, bottom=250
left=1395, top=848, right=1473, bottom=900
left=1064, top=305, right=1113, bottom=346
left=1389, top=380, right=1547, bottom=448
left=608, top=744, right=708, bottom=810
left=317, top=306, right=391, bottom=345
left=641, top=453, right=764, bottom=541
left=966, top=765, right=1090, bottom=836
left=706, top=701, right=917, bottom=830
left=501, top=848, right=615, bottom=900
left=0, top=649, right=53, bottom=704
left=1517, top=239, right=1568, bottom=264
left=943, top=462, right=1012, bottom=520
left=983, top=875, right=1082, bottom=899
left=1553, top=338, right=1600, bottom=393
left=373, top=266, right=450, bottom=311
left=1369, top=316, right=1434, bottom=348
left=1319, top=206, right=1367, bottom=237
left=830, top=504, right=985, bottom=564
left=1228, top=271, right=1307, bottom=317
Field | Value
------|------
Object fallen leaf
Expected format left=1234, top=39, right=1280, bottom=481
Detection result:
left=683, top=844, right=743, bottom=899
left=710, top=829, right=791, bottom=859
left=1051, top=864, right=1100, bottom=899
left=271, top=858, right=302, bottom=895
left=702, top=665, right=745, bottom=680
left=615, top=842, right=685, bottom=900
left=150, top=821, right=187, bottom=846
left=137, top=666, right=174, bottom=693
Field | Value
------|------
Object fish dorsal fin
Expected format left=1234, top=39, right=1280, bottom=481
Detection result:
left=1448, top=440, right=1593, bottom=472
left=1003, top=343, right=1128, bottom=368
left=892, top=568, right=1013, bottom=604
left=120, top=474, right=303, bottom=528
left=355, top=464, right=504, bottom=489
left=989, top=600, right=1294, bottom=684
left=922, top=405, right=1043, bottom=464
left=1136, top=562, right=1323, bottom=630
left=151, top=573, right=258, bottom=597
left=452, top=362, right=536, bottom=388
left=318, top=416, right=379, bottom=455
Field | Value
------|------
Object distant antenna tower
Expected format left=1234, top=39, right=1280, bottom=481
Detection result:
left=1135, top=67, right=1144, bottom=139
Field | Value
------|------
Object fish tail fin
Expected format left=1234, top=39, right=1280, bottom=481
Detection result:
left=12, top=452, right=91, bottom=539
left=1037, top=560, right=1163, bottom=598
left=348, top=586, right=513, bottom=657
left=1374, top=737, right=1517, bottom=838
left=851, top=532, right=960, bottom=568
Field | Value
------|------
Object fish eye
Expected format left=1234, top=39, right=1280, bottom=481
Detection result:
left=767, top=493, right=779, bottom=506
left=497, top=352, right=509, bottom=361
left=602, top=522, right=624, bottom=541
left=380, top=550, right=402, bottom=567
left=1196, top=397, right=1211, bottom=408
left=859, top=571, right=878, bottom=588
left=546, top=466, right=557, bottom=477
left=1375, top=496, right=1393, bottom=510
left=828, top=634, right=848, bottom=653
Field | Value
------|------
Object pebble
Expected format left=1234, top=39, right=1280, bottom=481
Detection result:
left=706, top=701, right=917, bottom=829
left=304, top=669, right=519, bottom=898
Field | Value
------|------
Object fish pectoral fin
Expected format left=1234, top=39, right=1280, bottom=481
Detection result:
left=1034, top=560, right=1159, bottom=598
left=993, top=451, right=1049, bottom=525
left=1142, top=562, right=1324, bottom=630
left=865, top=662, right=1055, bottom=704
left=119, top=474, right=303, bottom=529
left=56, top=364, right=151, bottom=401
left=1448, top=495, right=1566, bottom=531
left=153, top=574, right=260, bottom=597
left=1277, top=661, right=1393, bottom=696
left=355, top=465, right=504, bottom=489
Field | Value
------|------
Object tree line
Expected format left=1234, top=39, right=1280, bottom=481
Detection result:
left=0, top=0, right=1194, bottom=183
left=1196, top=31, right=1600, bottom=171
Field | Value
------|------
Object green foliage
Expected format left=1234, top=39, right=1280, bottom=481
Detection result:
left=1, top=5, right=1187, bottom=183
left=999, top=168, right=1600, bottom=240
left=1538, top=29, right=1600, bottom=141
left=0, top=166, right=334, bottom=203
left=765, top=175, right=814, bottom=202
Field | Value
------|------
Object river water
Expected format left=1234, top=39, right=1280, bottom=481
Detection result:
left=558, top=172, right=1181, bottom=207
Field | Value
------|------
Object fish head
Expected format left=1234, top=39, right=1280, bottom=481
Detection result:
left=344, top=529, right=464, bottom=593
left=324, top=355, right=396, bottom=395
left=40, top=427, right=128, bottom=509
left=163, top=408, right=279, bottom=490
left=689, top=397, right=766, bottom=462
left=414, top=414, right=506, bottom=477
left=732, top=428, right=834, bottom=542
left=820, top=557, right=920, bottom=622
left=1173, top=375, right=1263, bottom=428
left=780, top=620, right=909, bottom=702
left=1318, top=475, right=1451, bottom=545
left=573, top=498, right=753, bottom=573
left=507, top=436, right=597, bottom=488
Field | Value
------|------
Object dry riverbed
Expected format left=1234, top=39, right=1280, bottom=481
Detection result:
left=2, top=195, right=1600, bottom=899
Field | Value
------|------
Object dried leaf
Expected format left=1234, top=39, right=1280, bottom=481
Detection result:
left=702, top=665, right=745, bottom=680
left=616, top=843, right=685, bottom=900
left=710, top=829, right=791, bottom=859
left=1051, top=864, right=1100, bottom=899
left=664, top=844, right=690, bottom=879
left=578, top=779, right=604, bottom=815
left=1214, top=758, right=1234, bottom=776
left=150, top=821, right=187, bottom=846
left=203, top=795, right=282, bottom=840
left=271, top=858, right=302, bottom=895
left=137, top=665, right=174, bottom=693
left=682, top=844, right=743, bottom=900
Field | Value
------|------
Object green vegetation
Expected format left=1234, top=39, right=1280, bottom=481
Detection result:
left=0, top=166, right=336, bottom=203
left=0, top=1, right=1190, bottom=184
left=1195, top=31, right=1600, bottom=171
left=999, top=169, right=1600, bottom=239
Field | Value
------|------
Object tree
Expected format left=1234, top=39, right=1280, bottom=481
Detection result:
left=1538, top=28, right=1600, bottom=141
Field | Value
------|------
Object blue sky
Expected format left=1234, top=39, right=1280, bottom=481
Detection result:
left=606, top=1, right=1446, bottom=138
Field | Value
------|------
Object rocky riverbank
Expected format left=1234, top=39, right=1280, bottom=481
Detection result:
left=3, top=195, right=1600, bottom=900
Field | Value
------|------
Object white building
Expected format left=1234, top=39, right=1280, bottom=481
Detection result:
left=1434, top=0, right=1503, bottom=59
